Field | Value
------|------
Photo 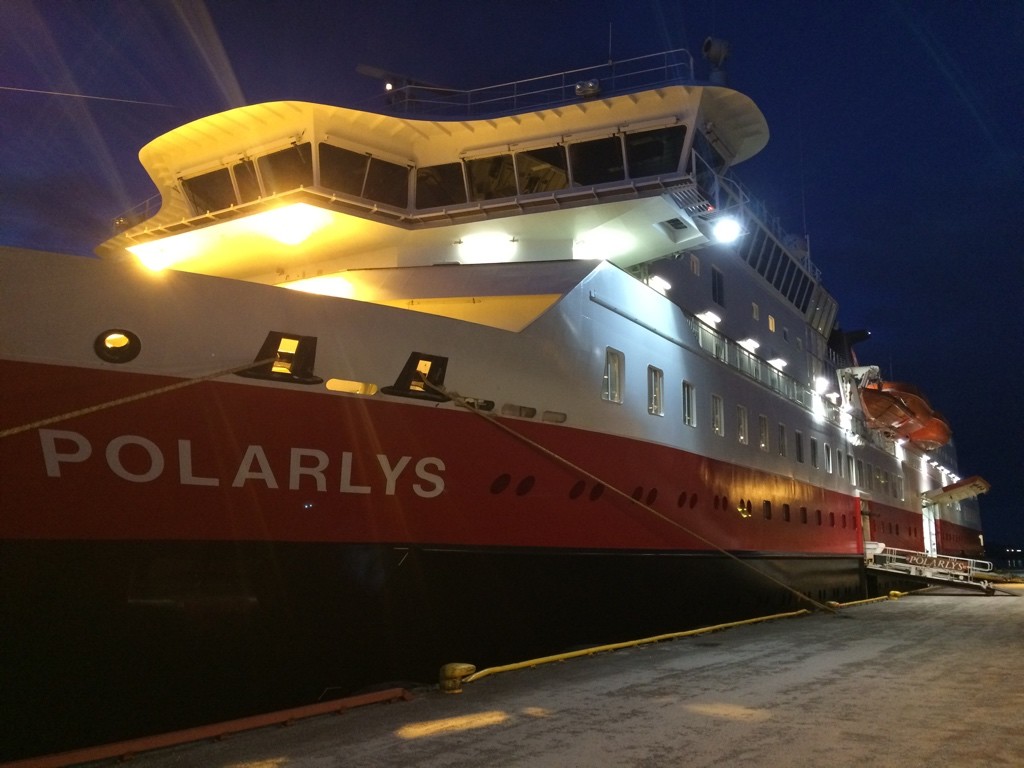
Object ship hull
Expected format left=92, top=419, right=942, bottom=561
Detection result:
left=2, top=538, right=875, bottom=759
left=0, top=250, right=973, bottom=759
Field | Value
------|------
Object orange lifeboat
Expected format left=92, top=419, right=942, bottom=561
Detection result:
left=858, top=380, right=951, bottom=448
left=907, top=412, right=952, bottom=452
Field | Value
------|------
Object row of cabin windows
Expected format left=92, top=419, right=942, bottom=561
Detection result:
left=180, top=125, right=687, bottom=216
left=604, top=347, right=904, bottom=500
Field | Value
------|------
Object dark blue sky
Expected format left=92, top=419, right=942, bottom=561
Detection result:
left=2, top=1, right=1021, bottom=543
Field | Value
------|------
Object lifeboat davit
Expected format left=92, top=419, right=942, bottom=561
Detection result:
left=859, top=381, right=951, bottom=449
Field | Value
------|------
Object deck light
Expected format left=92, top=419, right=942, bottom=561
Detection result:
left=738, top=338, right=759, bottom=352
left=712, top=217, right=742, bottom=244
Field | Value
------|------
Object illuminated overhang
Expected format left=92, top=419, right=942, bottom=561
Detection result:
left=125, top=202, right=397, bottom=278
left=922, top=475, right=991, bottom=504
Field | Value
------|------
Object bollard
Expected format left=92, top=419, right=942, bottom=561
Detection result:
left=439, top=662, right=476, bottom=693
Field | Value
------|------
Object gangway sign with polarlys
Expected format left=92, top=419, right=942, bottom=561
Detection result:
left=864, top=543, right=1013, bottom=595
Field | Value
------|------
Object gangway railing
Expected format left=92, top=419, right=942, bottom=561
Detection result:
left=865, top=542, right=999, bottom=592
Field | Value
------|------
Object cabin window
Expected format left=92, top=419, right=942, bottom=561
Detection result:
left=467, top=154, right=517, bottom=200
left=711, top=267, right=725, bottom=307
left=763, top=500, right=772, bottom=520
left=783, top=503, right=791, bottom=522
left=182, top=168, right=235, bottom=213
left=778, top=423, right=787, bottom=457
left=711, top=394, right=724, bottom=436
left=894, top=475, right=904, bottom=500
left=569, top=136, right=625, bottom=185
left=364, top=157, right=409, bottom=208
left=516, top=146, right=569, bottom=194
left=810, top=437, right=819, bottom=468
left=768, top=315, right=776, bottom=333
left=689, top=254, right=700, bottom=276
left=647, top=366, right=664, bottom=416
left=837, top=449, right=844, bottom=478
left=602, top=347, right=624, bottom=403
left=825, top=444, right=833, bottom=474
left=237, top=331, right=323, bottom=385
left=257, top=142, right=313, bottom=195
left=319, top=143, right=368, bottom=196
left=381, top=352, right=450, bottom=402
left=758, top=414, right=769, bottom=451
left=94, top=329, right=142, bottom=364
left=736, top=405, right=748, bottom=445
left=751, top=302, right=759, bottom=321
left=624, top=125, right=686, bottom=177
left=856, top=458, right=864, bottom=488
left=794, top=430, right=804, bottom=463
left=682, top=380, right=696, bottom=427
left=800, top=507, right=808, bottom=524
left=416, top=163, right=468, bottom=208
left=816, top=509, right=823, bottom=526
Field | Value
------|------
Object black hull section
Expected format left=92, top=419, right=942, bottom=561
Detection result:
left=2, top=540, right=902, bottom=760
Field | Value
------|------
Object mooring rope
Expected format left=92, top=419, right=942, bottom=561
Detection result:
left=425, top=378, right=838, bottom=615
left=0, top=357, right=275, bottom=439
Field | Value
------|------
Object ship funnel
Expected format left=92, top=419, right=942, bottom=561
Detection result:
left=702, top=37, right=731, bottom=85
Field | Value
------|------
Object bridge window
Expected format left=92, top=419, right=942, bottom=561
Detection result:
left=516, top=146, right=569, bottom=194
left=416, top=163, right=467, bottom=208
left=364, top=157, right=409, bottom=208
left=182, top=167, right=234, bottom=213
left=234, top=159, right=260, bottom=203
left=625, top=126, right=686, bottom=177
left=319, top=143, right=369, bottom=196
left=258, top=142, right=313, bottom=195
left=569, top=136, right=624, bottom=185
left=467, top=154, right=517, bottom=200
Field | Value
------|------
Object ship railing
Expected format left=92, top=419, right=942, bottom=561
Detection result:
left=686, top=315, right=811, bottom=410
left=381, top=48, right=695, bottom=117
left=113, top=194, right=162, bottom=232
left=867, top=544, right=994, bottom=582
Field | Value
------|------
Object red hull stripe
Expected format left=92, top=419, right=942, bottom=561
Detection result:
left=3, top=361, right=872, bottom=554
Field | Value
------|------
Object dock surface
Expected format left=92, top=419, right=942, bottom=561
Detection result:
left=77, top=587, right=1023, bottom=767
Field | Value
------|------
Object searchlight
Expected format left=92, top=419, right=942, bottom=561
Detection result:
left=712, top=217, right=742, bottom=244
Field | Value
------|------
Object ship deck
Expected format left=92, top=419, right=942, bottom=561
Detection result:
left=35, top=584, right=1024, bottom=767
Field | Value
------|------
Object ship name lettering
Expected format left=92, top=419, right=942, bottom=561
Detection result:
left=38, top=428, right=445, bottom=497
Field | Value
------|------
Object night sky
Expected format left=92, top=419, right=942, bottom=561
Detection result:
left=2, top=1, right=1021, bottom=544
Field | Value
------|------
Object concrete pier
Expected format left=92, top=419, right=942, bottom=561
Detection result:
left=73, top=586, right=1023, bottom=767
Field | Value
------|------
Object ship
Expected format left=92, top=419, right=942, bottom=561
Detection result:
left=0, top=43, right=989, bottom=759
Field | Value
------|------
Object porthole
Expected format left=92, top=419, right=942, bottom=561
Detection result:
left=94, top=329, right=141, bottom=364
left=490, top=474, right=511, bottom=494
left=677, top=491, right=688, bottom=508
left=631, top=486, right=644, bottom=501
left=515, top=476, right=535, bottom=496
left=589, top=483, right=605, bottom=501
left=645, top=488, right=658, bottom=505
left=569, top=480, right=586, bottom=499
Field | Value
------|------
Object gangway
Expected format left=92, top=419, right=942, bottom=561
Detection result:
left=864, top=543, right=1015, bottom=595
